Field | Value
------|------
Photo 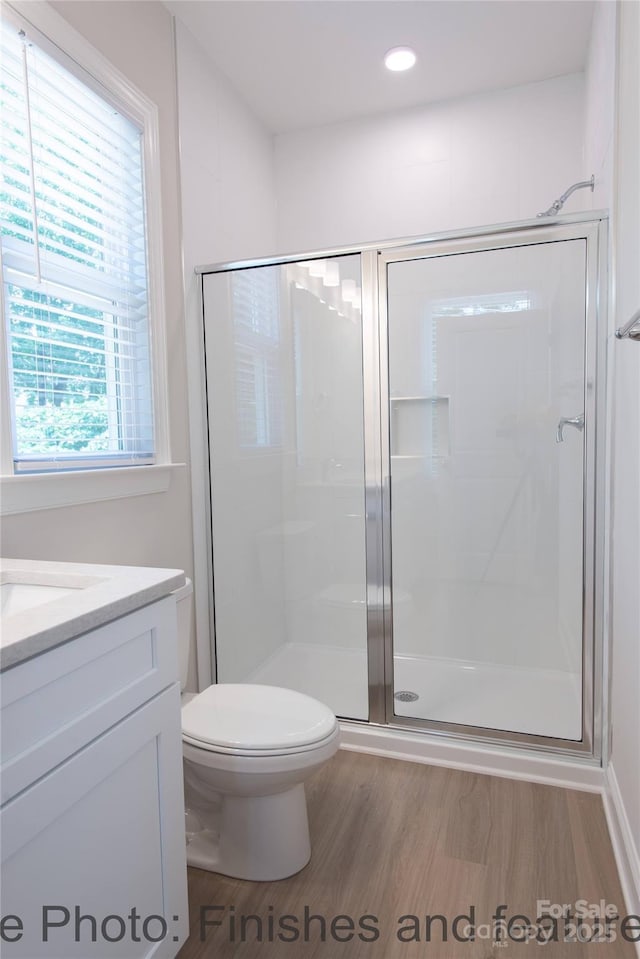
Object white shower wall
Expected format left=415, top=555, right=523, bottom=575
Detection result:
left=282, top=278, right=367, bottom=650
left=386, top=239, right=587, bottom=698
left=275, top=73, right=587, bottom=251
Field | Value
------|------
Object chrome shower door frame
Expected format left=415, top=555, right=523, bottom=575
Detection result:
left=370, top=216, right=608, bottom=759
left=196, top=212, right=608, bottom=760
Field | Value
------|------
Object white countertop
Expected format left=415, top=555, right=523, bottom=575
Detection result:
left=0, top=558, right=186, bottom=671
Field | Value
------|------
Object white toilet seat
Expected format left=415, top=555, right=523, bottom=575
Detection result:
left=182, top=725, right=341, bottom=779
left=182, top=727, right=339, bottom=757
left=181, top=683, right=338, bottom=753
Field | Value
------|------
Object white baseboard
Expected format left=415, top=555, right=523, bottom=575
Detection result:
left=339, top=721, right=605, bottom=792
left=603, top=762, right=640, bottom=956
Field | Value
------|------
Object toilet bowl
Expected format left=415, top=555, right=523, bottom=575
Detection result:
left=174, top=582, right=340, bottom=881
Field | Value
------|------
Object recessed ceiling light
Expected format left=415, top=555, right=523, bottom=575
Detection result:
left=384, top=46, right=417, bottom=72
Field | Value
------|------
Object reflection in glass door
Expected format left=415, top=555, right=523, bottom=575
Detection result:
left=385, top=240, right=587, bottom=740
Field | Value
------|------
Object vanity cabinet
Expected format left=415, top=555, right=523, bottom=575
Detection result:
left=0, top=597, right=188, bottom=959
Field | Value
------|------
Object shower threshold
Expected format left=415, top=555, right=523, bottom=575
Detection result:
left=245, top=642, right=581, bottom=741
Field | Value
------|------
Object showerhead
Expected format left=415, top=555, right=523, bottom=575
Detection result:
left=537, top=175, right=595, bottom=217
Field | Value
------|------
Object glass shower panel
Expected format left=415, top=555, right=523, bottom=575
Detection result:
left=202, top=255, right=369, bottom=720
left=386, top=240, right=586, bottom=739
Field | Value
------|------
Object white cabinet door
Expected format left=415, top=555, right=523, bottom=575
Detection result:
left=1, top=685, right=188, bottom=959
left=2, top=597, right=179, bottom=805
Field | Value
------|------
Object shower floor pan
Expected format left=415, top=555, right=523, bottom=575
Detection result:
left=247, top=642, right=581, bottom=741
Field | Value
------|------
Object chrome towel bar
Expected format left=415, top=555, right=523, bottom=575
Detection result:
left=615, top=307, right=640, bottom=341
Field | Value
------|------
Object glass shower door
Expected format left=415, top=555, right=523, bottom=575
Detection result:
left=202, top=254, right=370, bottom=720
left=385, top=239, right=587, bottom=740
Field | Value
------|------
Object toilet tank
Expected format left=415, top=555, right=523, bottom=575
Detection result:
left=172, top=578, right=193, bottom=690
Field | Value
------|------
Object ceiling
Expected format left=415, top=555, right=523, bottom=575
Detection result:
left=169, top=1, right=595, bottom=134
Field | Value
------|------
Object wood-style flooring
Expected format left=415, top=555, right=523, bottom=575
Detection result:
left=177, top=750, right=636, bottom=959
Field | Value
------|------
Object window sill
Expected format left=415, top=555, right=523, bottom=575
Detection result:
left=0, top=464, right=186, bottom=516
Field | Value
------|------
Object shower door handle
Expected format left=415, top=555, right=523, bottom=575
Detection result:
left=556, top=414, right=584, bottom=443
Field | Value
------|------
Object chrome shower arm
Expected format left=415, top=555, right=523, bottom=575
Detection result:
left=537, top=176, right=595, bottom=217
left=615, top=306, right=640, bottom=340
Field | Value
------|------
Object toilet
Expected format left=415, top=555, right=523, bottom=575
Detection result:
left=174, top=580, right=341, bottom=881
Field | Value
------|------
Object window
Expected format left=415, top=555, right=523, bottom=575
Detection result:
left=0, top=11, right=157, bottom=473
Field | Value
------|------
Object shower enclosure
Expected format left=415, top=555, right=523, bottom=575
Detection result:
left=198, top=214, right=606, bottom=758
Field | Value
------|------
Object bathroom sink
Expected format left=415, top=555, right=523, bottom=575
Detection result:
left=0, top=557, right=185, bottom=670
left=1, top=581, right=80, bottom=617
left=0, top=568, right=105, bottom=621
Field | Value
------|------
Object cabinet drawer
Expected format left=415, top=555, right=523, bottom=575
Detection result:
left=1, top=597, right=178, bottom=804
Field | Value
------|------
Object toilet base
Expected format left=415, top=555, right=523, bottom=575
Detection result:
left=186, top=783, right=311, bottom=881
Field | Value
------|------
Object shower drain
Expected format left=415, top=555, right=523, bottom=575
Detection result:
left=394, top=690, right=419, bottom=703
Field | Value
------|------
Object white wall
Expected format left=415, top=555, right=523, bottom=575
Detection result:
left=174, top=18, right=277, bottom=269
left=581, top=0, right=640, bottom=915
left=584, top=0, right=617, bottom=211
left=2, top=3, right=194, bottom=584
left=275, top=73, right=586, bottom=251
left=608, top=0, right=640, bottom=915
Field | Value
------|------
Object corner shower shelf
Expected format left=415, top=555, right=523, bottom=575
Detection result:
left=390, top=395, right=450, bottom=458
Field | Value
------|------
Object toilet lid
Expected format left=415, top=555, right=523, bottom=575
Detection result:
left=181, top=684, right=337, bottom=751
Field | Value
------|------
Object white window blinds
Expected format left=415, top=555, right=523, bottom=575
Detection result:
left=231, top=267, right=283, bottom=449
left=0, top=19, right=154, bottom=471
